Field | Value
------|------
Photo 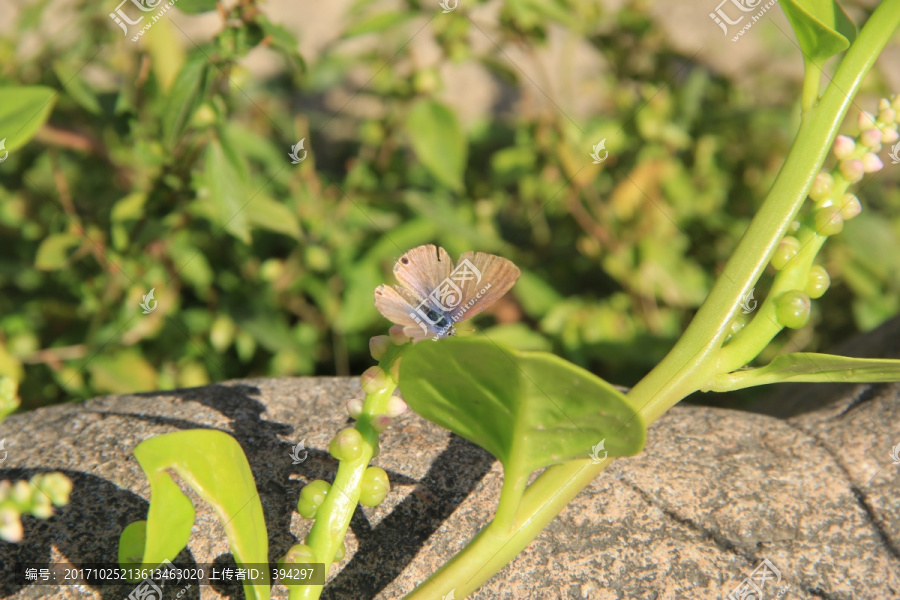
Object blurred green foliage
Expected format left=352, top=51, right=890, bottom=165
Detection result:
left=0, top=0, right=898, bottom=411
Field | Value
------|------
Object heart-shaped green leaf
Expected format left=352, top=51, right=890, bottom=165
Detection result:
left=712, top=352, right=900, bottom=391
left=119, top=429, right=270, bottom=600
left=399, top=338, right=646, bottom=479
left=780, top=0, right=856, bottom=65
left=405, top=99, right=467, bottom=191
left=0, top=86, right=57, bottom=152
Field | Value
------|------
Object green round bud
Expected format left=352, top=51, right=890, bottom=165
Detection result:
left=814, top=206, right=844, bottom=236
left=329, top=428, right=364, bottom=462
left=359, top=466, right=390, bottom=507
left=839, top=194, right=861, bottom=221
left=775, top=291, right=811, bottom=329
left=771, top=237, right=800, bottom=270
left=806, top=266, right=830, bottom=299
left=297, top=480, right=331, bottom=519
left=334, top=541, right=346, bottom=562
left=11, top=480, right=32, bottom=507
left=808, top=172, right=834, bottom=202
left=282, top=543, right=317, bottom=564
left=279, top=544, right=317, bottom=584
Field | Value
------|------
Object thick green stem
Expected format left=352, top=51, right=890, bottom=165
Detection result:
left=402, top=4, right=900, bottom=598
left=293, top=345, right=405, bottom=600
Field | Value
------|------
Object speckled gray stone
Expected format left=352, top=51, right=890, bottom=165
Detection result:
left=1, top=320, right=899, bottom=600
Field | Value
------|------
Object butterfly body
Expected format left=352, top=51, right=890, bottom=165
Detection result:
left=374, top=245, right=520, bottom=341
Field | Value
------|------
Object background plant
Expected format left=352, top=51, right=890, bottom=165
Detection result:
left=2, top=0, right=898, bottom=414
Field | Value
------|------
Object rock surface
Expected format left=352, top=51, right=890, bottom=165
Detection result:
left=2, top=321, right=900, bottom=600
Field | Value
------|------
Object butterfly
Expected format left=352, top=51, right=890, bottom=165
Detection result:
left=374, top=245, right=520, bottom=341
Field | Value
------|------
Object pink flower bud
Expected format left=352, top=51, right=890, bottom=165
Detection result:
left=369, top=335, right=391, bottom=361
left=346, top=398, right=364, bottom=419
left=879, top=108, right=897, bottom=125
left=809, top=172, right=834, bottom=202
left=360, top=366, right=389, bottom=394
left=860, top=127, right=882, bottom=150
left=833, top=135, right=855, bottom=160
left=858, top=111, right=877, bottom=131
left=388, top=325, right=409, bottom=345
left=386, top=394, right=408, bottom=417
left=879, top=98, right=892, bottom=113
left=839, top=158, right=865, bottom=183
left=372, top=415, right=393, bottom=433
left=839, top=194, right=861, bottom=220
left=861, top=152, right=884, bottom=173
left=881, top=127, right=899, bottom=145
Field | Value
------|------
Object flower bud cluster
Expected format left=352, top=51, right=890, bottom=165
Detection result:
left=0, top=473, right=72, bottom=542
left=806, top=97, right=900, bottom=239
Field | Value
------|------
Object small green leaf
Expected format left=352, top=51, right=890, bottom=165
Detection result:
left=119, top=429, right=270, bottom=600
left=88, top=350, right=157, bottom=394
left=53, top=61, right=102, bottom=115
left=400, top=338, right=646, bottom=478
left=712, top=352, right=900, bottom=391
left=111, top=193, right=148, bottom=222
left=204, top=135, right=252, bottom=243
left=162, top=54, right=210, bottom=148
left=0, top=86, right=57, bottom=152
left=343, top=11, right=414, bottom=38
left=34, top=233, right=81, bottom=270
left=246, top=195, right=302, bottom=239
left=405, top=99, right=467, bottom=191
left=174, top=0, right=218, bottom=14
left=780, top=0, right=856, bottom=65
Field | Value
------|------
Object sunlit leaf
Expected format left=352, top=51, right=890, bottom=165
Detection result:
left=343, top=11, right=414, bottom=38
left=118, top=429, right=270, bottom=600
left=780, top=0, right=856, bottom=66
left=712, top=352, right=900, bottom=391
left=246, top=195, right=302, bottom=239
left=0, top=86, right=57, bottom=152
left=162, top=54, right=210, bottom=148
left=400, top=338, right=646, bottom=483
left=405, top=99, right=467, bottom=191
left=204, top=134, right=251, bottom=243
left=34, top=233, right=81, bottom=270
left=175, top=0, right=218, bottom=14
left=88, top=350, right=157, bottom=394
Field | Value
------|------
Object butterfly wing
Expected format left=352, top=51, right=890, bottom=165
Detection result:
left=374, top=285, right=433, bottom=341
left=449, top=251, right=520, bottom=322
left=392, top=245, right=455, bottom=305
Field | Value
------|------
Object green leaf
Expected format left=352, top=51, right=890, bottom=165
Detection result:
left=119, top=429, right=270, bottom=600
left=246, top=195, right=302, bottom=239
left=34, top=233, right=81, bottom=270
left=0, top=86, right=57, bottom=152
left=712, top=352, right=900, bottom=391
left=162, top=54, right=210, bottom=149
left=405, top=99, right=467, bottom=191
left=204, top=135, right=252, bottom=243
left=174, top=0, right=218, bottom=14
left=88, top=350, right=157, bottom=394
left=400, top=337, right=646, bottom=478
left=53, top=61, right=102, bottom=115
left=780, top=0, right=857, bottom=65
left=343, top=11, right=414, bottom=38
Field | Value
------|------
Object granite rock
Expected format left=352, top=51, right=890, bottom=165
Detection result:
left=1, top=322, right=899, bottom=599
